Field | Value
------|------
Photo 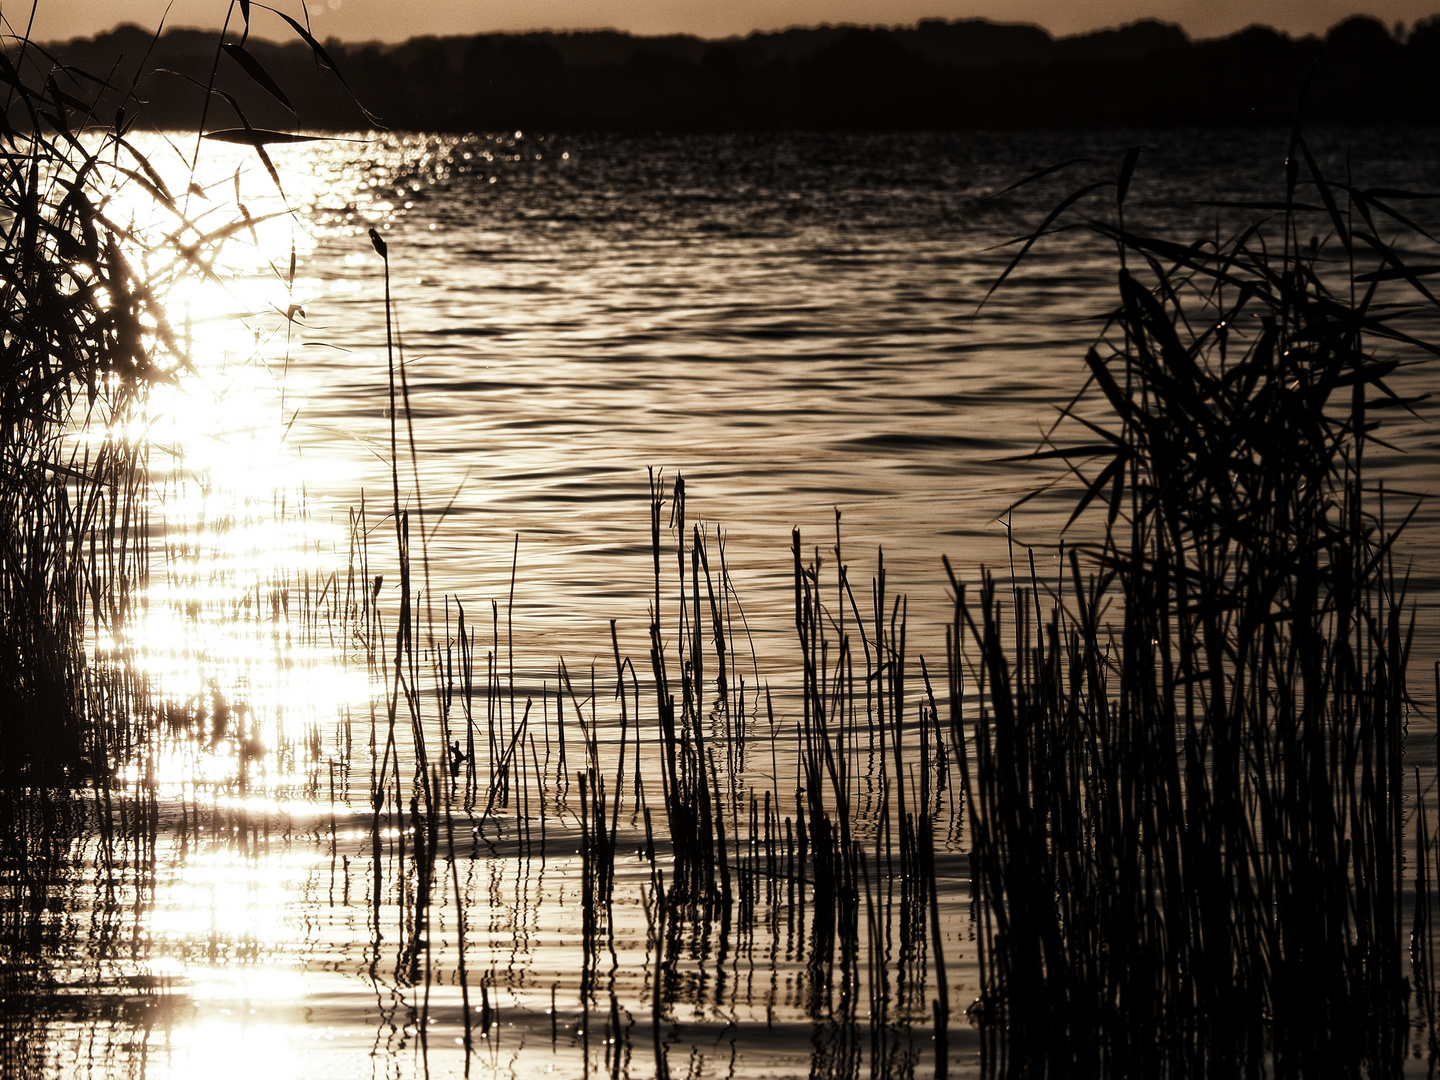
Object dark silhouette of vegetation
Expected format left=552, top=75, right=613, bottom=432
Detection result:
left=26, top=14, right=1440, bottom=133
left=956, top=136, right=1439, bottom=1074
left=0, top=24, right=176, bottom=785
left=0, top=3, right=361, bottom=785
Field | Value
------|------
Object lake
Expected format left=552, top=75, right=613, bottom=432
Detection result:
left=220, top=127, right=1440, bottom=657
left=12, top=126, right=1440, bottom=1078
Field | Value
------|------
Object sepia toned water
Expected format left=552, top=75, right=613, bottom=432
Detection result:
left=276, top=126, right=1440, bottom=658
left=12, top=127, right=1440, bottom=1078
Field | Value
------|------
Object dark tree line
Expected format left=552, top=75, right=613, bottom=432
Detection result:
left=25, top=14, right=1440, bottom=132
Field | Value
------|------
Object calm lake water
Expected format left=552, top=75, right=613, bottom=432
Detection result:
left=15, top=127, right=1440, bottom=1078
left=264, top=126, right=1440, bottom=661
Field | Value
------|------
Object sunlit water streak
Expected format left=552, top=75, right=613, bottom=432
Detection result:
left=18, top=128, right=1440, bottom=1078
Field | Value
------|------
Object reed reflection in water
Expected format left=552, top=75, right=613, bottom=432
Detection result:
left=5, top=519, right=985, bottom=1079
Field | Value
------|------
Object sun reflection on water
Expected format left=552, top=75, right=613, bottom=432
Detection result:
left=156, top=1022, right=305, bottom=1080
left=63, top=132, right=650, bottom=1080
left=57, top=133, right=402, bottom=1075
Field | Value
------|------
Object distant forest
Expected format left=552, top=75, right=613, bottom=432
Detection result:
left=27, top=15, right=1440, bottom=131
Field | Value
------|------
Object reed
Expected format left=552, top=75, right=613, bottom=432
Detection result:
left=0, top=9, right=383, bottom=1068
left=957, top=138, right=1439, bottom=1074
left=0, top=35, right=169, bottom=783
left=0, top=0, right=358, bottom=782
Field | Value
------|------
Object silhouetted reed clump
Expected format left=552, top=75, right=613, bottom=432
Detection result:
left=0, top=35, right=178, bottom=783
left=0, top=0, right=360, bottom=782
left=957, top=140, right=1438, bottom=1075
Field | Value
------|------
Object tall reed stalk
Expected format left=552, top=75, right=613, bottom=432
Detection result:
left=958, top=137, right=1439, bottom=1075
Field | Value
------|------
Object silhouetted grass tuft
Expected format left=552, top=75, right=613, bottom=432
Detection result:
left=958, top=138, right=1439, bottom=1075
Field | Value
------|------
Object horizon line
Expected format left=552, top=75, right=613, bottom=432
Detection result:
left=39, top=11, right=1420, bottom=49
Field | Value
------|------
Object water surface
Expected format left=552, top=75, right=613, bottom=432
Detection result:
left=14, top=127, right=1440, bottom=1079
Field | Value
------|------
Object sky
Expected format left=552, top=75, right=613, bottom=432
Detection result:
left=18, top=0, right=1440, bottom=43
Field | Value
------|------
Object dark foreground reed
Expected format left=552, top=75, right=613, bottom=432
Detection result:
left=957, top=142, right=1440, bottom=1075
left=0, top=34, right=169, bottom=783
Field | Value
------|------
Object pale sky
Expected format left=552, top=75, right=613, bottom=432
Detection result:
left=18, top=0, right=1439, bottom=43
